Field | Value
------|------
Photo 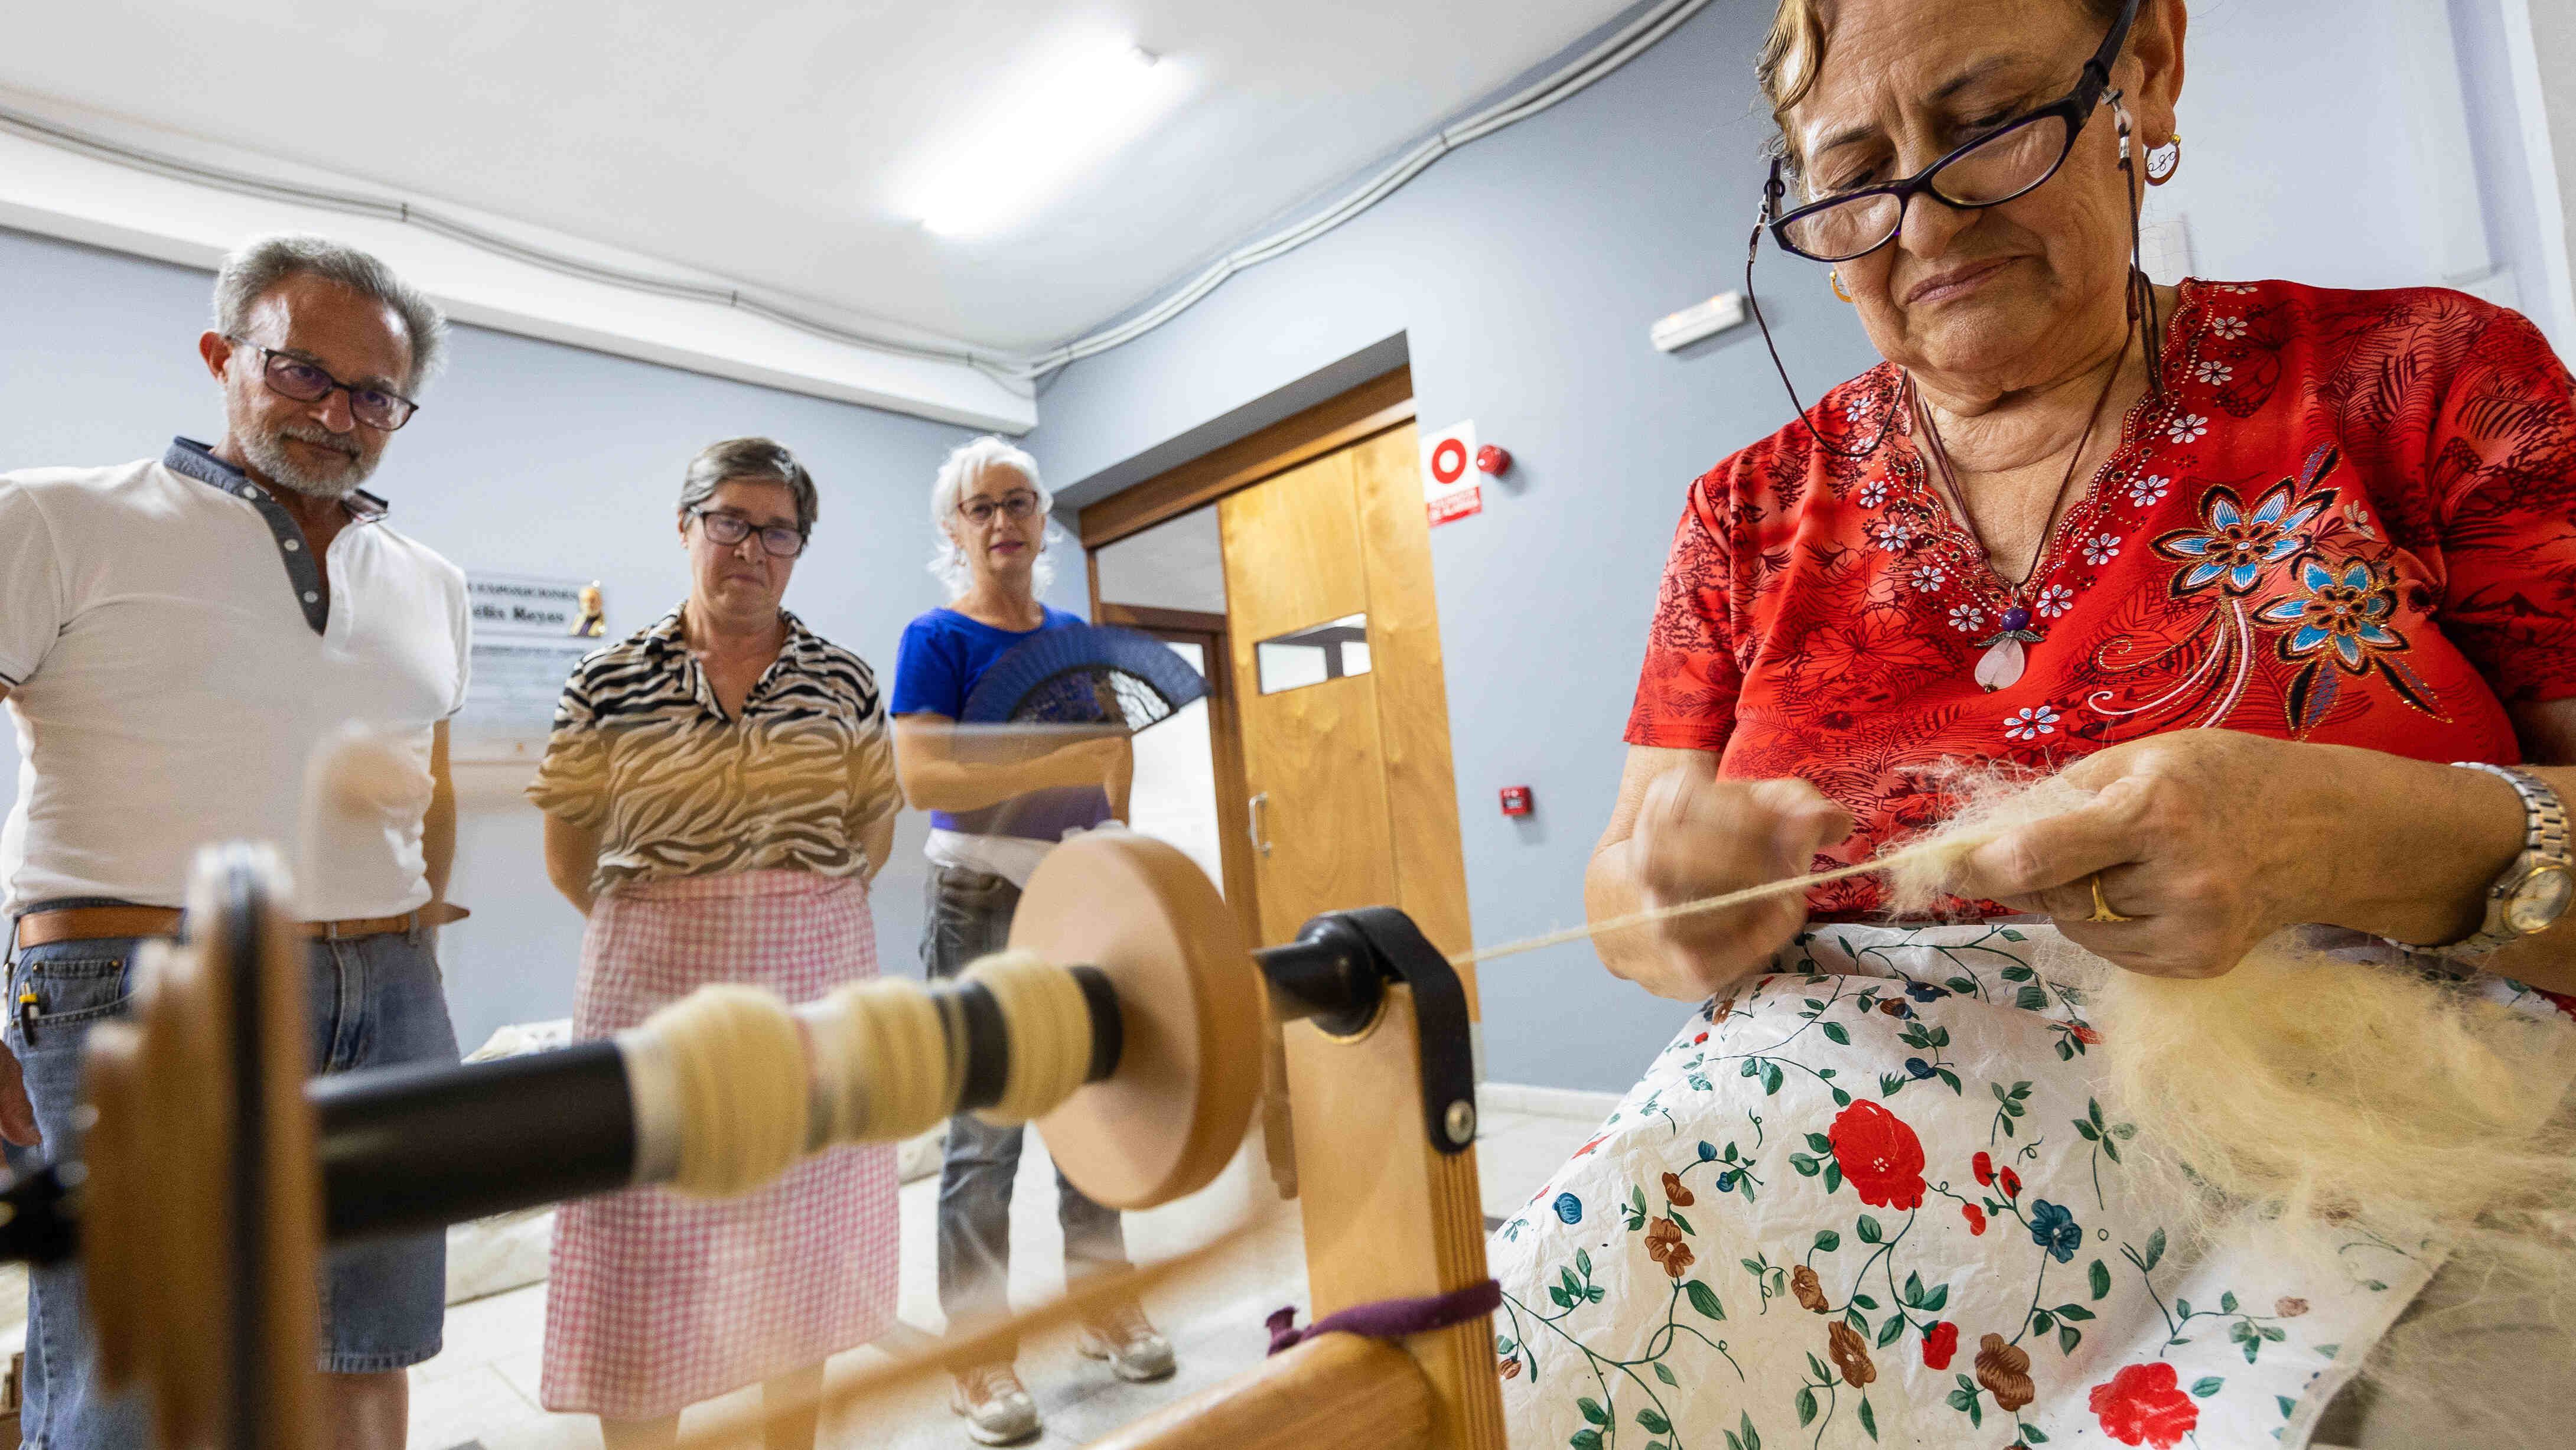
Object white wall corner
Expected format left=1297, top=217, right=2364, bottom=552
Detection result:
left=2499, top=0, right=2576, bottom=349
left=0, top=90, right=1037, bottom=434
left=2402, top=0, right=2497, bottom=286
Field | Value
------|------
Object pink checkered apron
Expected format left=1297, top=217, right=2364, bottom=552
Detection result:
left=540, top=869, right=900, bottom=1420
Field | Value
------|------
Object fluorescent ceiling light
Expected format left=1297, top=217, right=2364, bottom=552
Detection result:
left=905, top=40, right=1188, bottom=239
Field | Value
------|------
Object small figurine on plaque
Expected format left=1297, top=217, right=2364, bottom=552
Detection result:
left=572, top=582, right=607, bottom=638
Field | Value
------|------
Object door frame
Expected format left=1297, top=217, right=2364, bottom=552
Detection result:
left=1083, top=366, right=1471, bottom=963
left=1093, top=602, right=1262, bottom=948
left=1077, top=366, right=1415, bottom=549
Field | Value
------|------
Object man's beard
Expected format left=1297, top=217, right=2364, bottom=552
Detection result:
left=240, top=422, right=376, bottom=498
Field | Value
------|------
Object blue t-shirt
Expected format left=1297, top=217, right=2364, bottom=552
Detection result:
left=891, top=606, right=1113, bottom=840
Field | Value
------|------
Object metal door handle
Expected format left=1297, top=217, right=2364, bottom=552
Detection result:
left=1249, top=792, right=1272, bottom=856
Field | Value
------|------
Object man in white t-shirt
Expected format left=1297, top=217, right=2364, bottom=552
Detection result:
left=0, top=234, right=470, bottom=1450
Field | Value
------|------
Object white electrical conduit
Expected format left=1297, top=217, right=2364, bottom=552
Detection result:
left=0, top=0, right=1709, bottom=383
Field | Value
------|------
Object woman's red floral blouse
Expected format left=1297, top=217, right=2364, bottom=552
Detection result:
left=1627, top=279, right=2576, bottom=917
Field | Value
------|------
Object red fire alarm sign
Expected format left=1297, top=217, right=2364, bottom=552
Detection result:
left=1420, top=421, right=1485, bottom=526
left=1500, top=786, right=1534, bottom=817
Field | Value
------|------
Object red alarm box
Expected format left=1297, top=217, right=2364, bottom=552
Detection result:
left=1500, top=785, right=1535, bottom=817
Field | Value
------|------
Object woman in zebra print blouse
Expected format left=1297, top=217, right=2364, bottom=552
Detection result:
left=527, top=437, right=903, bottom=1450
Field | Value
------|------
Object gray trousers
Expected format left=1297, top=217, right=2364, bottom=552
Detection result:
left=921, top=866, right=1127, bottom=1355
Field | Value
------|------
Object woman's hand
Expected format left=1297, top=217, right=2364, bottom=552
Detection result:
left=1945, top=729, right=2524, bottom=976
left=1590, top=748, right=1852, bottom=1001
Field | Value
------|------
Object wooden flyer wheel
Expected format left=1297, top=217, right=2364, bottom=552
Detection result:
left=1011, top=832, right=1265, bottom=1210
left=82, top=845, right=321, bottom=1450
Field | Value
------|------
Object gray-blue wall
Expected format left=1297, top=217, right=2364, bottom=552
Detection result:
left=1027, top=0, right=2540, bottom=1092
left=0, top=226, right=1086, bottom=1053
left=1036, top=0, right=1873, bottom=1094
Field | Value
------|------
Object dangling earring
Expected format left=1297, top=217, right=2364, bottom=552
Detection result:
left=1829, top=269, right=1855, bottom=303
left=2145, top=135, right=2182, bottom=186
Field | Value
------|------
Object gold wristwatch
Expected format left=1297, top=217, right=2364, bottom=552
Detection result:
left=2443, top=762, right=2574, bottom=954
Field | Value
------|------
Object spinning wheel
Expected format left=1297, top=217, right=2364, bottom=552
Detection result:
left=0, top=830, right=1507, bottom=1450
left=1008, top=828, right=1264, bottom=1208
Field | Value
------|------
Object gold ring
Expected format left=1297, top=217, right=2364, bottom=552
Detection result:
left=2087, top=874, right=2134, bottom=924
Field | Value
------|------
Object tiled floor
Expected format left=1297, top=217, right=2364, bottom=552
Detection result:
left=408, top=1100, right=1609, bottom=1450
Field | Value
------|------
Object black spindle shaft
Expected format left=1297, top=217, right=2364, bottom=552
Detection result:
left=311, top=1042, right=637, bottom=1243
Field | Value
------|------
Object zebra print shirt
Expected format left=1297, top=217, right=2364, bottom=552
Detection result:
left=527, top=608, right=900, bottom=892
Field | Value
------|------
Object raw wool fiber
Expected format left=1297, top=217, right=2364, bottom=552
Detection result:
left=1873, top=765, right=2576, bottom=1242
left=1877, top=765, right=2098, bottom=917
left=1874, top=766, right=2576, bottom=1440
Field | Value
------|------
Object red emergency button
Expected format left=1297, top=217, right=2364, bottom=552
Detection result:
left=1500, top=786, right=1535, bottom=817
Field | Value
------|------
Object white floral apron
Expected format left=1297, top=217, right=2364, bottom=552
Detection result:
left=1489, top=924, right=2570, bottom=1450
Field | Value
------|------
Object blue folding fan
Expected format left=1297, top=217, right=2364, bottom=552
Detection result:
left=959, top=623, right=1210, bottom=730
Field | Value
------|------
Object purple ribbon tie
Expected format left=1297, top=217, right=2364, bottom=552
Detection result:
left=1265, top=1279, right=1503, bottom=1356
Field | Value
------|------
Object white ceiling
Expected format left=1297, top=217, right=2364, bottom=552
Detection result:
left=5, top=1, right=1630, bottom=353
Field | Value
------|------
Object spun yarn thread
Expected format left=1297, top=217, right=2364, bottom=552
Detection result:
left=825, top=978, right=956, bottom=1142
left=1451, top=823, right=2015, bottom=969
left=644, top=985, right=811, bottom=1198
left=965, top=949, right=1098, bottom=1126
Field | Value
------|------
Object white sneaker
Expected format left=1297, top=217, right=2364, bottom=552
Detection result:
left=1075, top=1301, right=1177, bottom=1383
left=949, top=1363, right=1041, bottom=1445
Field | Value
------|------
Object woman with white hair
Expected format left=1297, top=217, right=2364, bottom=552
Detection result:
left=890, top=435, right=1175, bottom=1445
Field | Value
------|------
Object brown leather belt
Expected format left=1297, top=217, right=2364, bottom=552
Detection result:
left=13, top=902, right=467, bottom=950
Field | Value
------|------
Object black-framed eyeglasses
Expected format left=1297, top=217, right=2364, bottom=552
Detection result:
left=690, top=507, right=807, bottom=558
left=958, top=491, right=1041, bottom=525
left=1760, top=0, right=2141, bottom=262
left=224, top=337, right=421, bottom=431
left=1741, top=0, right=2156, bottom=461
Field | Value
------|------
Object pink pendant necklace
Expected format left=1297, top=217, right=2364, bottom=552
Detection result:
left=1910, top=357, right=2125, bottom=693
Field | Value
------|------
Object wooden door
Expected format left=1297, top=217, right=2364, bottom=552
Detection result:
left=1347, top=425, right=1472, bottom=964
left=1219, top=422, right=1474, bottom=985
left=1221, top=449, right=1400, bottom=947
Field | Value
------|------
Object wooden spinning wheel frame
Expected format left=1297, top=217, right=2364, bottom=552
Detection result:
left=37, top=831, right=1506, bottom=1450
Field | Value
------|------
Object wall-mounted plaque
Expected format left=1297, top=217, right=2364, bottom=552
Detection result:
left=458, top=574, right=605, bottom=761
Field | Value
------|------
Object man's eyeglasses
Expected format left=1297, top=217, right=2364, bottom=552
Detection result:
left=226, top=337, right=421, bottom=431
left=690, top=508, right=807, bottom=558
left=958, top=491, right=1042, bottom=526
left=1760, top=0, right=2141, bottom=262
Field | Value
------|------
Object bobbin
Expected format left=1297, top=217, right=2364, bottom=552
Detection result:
left=309, top=833, right=1253, bottom=1239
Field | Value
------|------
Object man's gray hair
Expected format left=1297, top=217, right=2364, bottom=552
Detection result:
left=929, top=435, right=1057, bottom=597
left=212, top=234, right=449, bottom=391
left=679, top=437, right=820, bottom=536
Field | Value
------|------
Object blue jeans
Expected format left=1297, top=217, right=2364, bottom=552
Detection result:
left=922, top=867, right=1126, bottom=1355
left=5, top=908, right=460, bottom=1449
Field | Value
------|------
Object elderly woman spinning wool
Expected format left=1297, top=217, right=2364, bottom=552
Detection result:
left=1490, top=2, right=2576, bottom=1448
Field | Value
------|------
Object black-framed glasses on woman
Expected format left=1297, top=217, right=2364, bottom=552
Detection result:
left=689, top=508, right=807, bottom=558
left=1740, top=0, right=2152, bottom=460
left=223, top=337, right=421, bottom=431
left=1759, top=0, right=2141, bottom=262
left=958, top=491, right=1041, bottom=525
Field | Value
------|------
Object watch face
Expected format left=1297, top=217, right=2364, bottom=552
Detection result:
left=2506, top=865, right=2575, bottom=935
